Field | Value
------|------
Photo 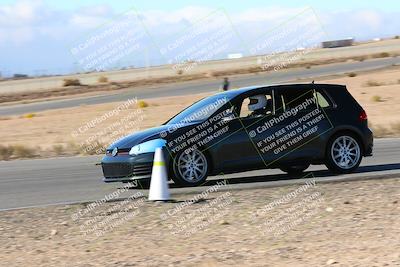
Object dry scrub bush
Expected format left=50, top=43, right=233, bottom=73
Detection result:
left=364, top=80, right=384, bottom=87
left=0, top=145, right=14, bottom=161
left=22, top=113, right=36, bottom=119
left=347, top=72, right=357, bottom=77
left=12, top=145, right=36, bottom=158
left=371, top=95, right=383, bottom=102
left=137, top=100, right=149, bottom=108
left=63, top=78, right=81, bottom=87
left=98, top=76, right=108, bottom=83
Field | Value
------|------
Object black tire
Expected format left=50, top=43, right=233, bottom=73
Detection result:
left=325, top=133, right=363, bottom=174
left=280, top=164, right=310, bottom=175
left=171, top=149, right=209, bottom=187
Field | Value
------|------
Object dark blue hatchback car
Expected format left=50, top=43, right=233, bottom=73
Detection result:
left=102, top=83, right=373, bottom=186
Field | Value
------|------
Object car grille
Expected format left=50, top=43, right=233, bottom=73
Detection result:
left=102, top=162, right=152, bottom=179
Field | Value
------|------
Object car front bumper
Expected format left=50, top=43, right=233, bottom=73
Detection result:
left=101, top=153, right=154, bottom=183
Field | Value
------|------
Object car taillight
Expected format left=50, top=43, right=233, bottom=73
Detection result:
left=359, top=110, right=367, bottom=121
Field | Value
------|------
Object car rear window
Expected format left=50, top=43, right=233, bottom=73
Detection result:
left=314, top=90, right=332, bottom=108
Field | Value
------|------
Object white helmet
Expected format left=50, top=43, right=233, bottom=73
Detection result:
left=248, top=95, right=267, bottom=111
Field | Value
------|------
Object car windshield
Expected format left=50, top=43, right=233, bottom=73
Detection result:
left=166, top=93, right=233, bottom=125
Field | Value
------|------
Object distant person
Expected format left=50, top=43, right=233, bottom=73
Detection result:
left=221, top=77, right=230, bottom=91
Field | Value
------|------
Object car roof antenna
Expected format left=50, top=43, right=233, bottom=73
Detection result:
left=311, top=80, right=315, bottom=84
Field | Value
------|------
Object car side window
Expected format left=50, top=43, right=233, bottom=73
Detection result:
left=277, top=88, right=317, bottom=113
left=239, top=93, right=273, bottom=118
left=240, top=98, right=252, bottom=117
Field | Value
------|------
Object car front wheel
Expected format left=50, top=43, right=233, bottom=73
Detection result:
left=172, top=150, right=209, bottom=186
left=326, top=134, right=362, bottom=174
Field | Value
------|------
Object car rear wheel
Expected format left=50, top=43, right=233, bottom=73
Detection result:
left=172, top=150, right=209, bottom=186
left=280, top=164, right=310, bottom=175
left=326, top=134, right=362, bottom=174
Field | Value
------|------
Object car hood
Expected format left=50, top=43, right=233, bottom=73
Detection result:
left=108, top=123, right=197, bottom=149
left=108, top=125, right=169, bottom=149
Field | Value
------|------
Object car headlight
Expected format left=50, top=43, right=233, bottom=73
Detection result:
left=129, top=139, right=166, bottom=156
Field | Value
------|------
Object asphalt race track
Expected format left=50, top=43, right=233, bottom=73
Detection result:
left=0, top=138, right=399, bottom=211
left=0, top=57, right=399, bottom=116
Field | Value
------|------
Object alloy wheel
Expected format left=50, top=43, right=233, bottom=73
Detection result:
left=177, top=150, right=208, bottom=183
left=330, top=136, right=361, bottom=169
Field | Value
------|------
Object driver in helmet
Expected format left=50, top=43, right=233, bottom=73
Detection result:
left=247, top=95, right=267, bottom=118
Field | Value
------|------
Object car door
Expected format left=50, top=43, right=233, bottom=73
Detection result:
left=214, top=88, right=280, bottom=172
left=237, top=88, right=282, bottom=168
left=271, top=84, right=333, bottom=164
left=240, top=86, right=314, bottom=167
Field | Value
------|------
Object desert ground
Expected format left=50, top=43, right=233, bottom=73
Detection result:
left=0, top=177, right=398, bottom=266
left=0, top=66, right=399, bottom=160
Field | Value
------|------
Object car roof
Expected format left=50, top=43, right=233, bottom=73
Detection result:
left=216, top=83, right=344, bottom=98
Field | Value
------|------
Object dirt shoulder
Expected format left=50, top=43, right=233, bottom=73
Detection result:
left=0, top=177, right=399, bottom=266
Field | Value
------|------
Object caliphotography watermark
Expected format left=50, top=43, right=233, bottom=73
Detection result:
left=251, top=175, right=325, bottom=237
left=160, top=96, right=229, bottom=138
left=249, top=7, right=326, bottom=72
left=70, top=97, right=146, bottom=155
left=159, top=178, right=234, bottom=237
left=71, top=181, right=146, bottom=239
left=165, top=107, right=232, bottom=156
left=71, top=97, right=138, bottom=137
left=245, top=90, right=333, bottom=167
left=70, top=8, right=150, bottom=72
left=156, top=8, right=244, bottom=74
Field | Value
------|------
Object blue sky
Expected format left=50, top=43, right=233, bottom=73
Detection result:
left=0, top=0, right=399, bottom=76
left=16, top=0, right=400, bottom=13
